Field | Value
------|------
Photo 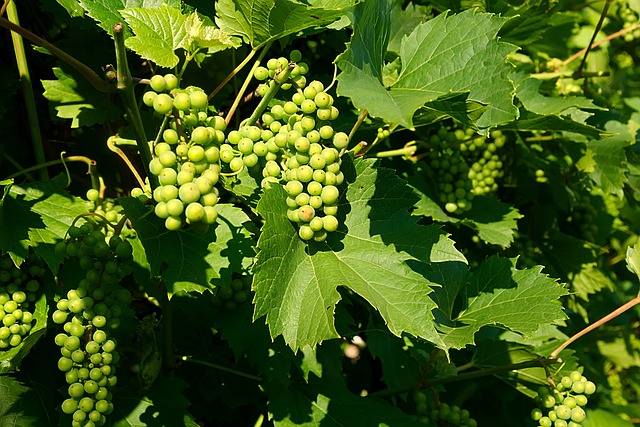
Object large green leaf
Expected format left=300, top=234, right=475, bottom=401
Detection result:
left=437, top=256, right=568, bottom=350
left=253, top=157, right=465, bottom=350
left=121, top=5, right=189, bottom=68
left=78, top=0, right=181, bottom=37
left=214, top=0, right=355, bottom=49
left=119, top=198, right=253, bottom=296
left=0, top=176, right=88, bottom=270
left=461, top=196, right=523, bottom=248
left=41, top=67, right=120, bottom=128
left=388, top=1, right=431, bottom=54
left=587, top=118, right=640, bottom=197
left=336, top=7, right=518, bottom=129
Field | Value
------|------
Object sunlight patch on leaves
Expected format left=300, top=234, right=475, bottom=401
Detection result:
left=0, top=176, right=88, bottom=270
left=437, top=256, right=568, bottom=350
left=336, top=7, right=518, bottom=129
left=78, top=0, right=181, bottom=37
left=253, top=157, right=456, bottom=350
left=41, top=68, right=120, bottom=128
left=121, top=5, right=188, bottom=68
left=215, top=0, right=355, bottom=49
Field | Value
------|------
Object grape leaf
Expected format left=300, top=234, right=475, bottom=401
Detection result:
left=461, top=196, right=523, bottom=248
left=336, top=6, right=518, bottom=129
left=111, top=377, right=190, bottom=427
left=214, top=0, right=355, bottom=49
left=119, top=198, right=253, bottom=297
left=627, top=241, right=640, bottom=280
left=266, top=378, right=425, bottom=427
left=0, top=294, right=48, bottom=374
left=0, top=176, right=88, bottom=270
left=366, top=326, right=422, bottom=389
left=121, top=5, right=189, bottom=68
left=55, top=0, right=85, bottom=17
left=183, top=12, right=241, bottom=52
left=438, top=256, right=568, bottom=350
left=78, top=0, right=181, bottom=37
left=587, top=118, right=639, bottom=197
left=500, top=113, right=604, bottom=139
left=41, top=67, right=120, bottom=128
left=0, top=374, right=56, bottom=426
left=253, top=157, right=455, bottom=350
left=514, top=73, right=604, bottom=115
left=388, top=1, right=431, bottom=54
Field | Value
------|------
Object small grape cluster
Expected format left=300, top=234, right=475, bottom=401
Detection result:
left=53, top=223, right=134, bottom=427
left=423, top=126, right=506, bottom=214
left=85, top=190, right=136, bottom=239
left=253, top=49, right=309, bottom=95
left=142, top=73, right=226, bottom=232
left=0, top=253, right=45, bottom=349
left=531, top=371, right=596, bottom=427
left=412, top=391, right=477, bottom=427
left=233, top=54, right=347, bottom=241
left=211, top=275, right=252, bottom=310
left=619, top=3, right=640, bottom=42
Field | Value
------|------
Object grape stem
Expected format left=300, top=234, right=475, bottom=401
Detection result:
left=0, top=16, right=113, bottom=93
left=347, top=109, right=368, bottom=146
left=6, top=0, right=47, bottom=181
left=112, top=22, right=157, bottom=190
left=225, top=42, right=274, bottom=126
left=374, top=145, right=417, bottom=158
left=549, top=295, right=640, bottom=359
left=107, top=136, right=146, bottom=189
left=4, top=154, right=97, bottom=182
left=368, top=357, right=559, bottom=399
left=243, top=62, right=296, bottom=127
left=180, top=355, right=262, bottom=381
left=573, top=0, right=611, bottom=93
left=562, top=21, right=640, bottom=67
left=208, top=48, right=258, bottom=100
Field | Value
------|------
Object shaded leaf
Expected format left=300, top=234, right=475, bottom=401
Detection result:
left=461, top=196, right=523, bottom=248
left=41, top=68, right=120, bottom=128
left=253, top=157, right=456, bottom=350
left=0, top=374, right=56, bottom=426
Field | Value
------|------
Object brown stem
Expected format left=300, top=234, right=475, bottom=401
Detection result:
left=107, top=136, right=145, bottom=188
left=208, top=48, right=258, bottom=100
left=4, top=155, right=96, bottom=180
left=550, top=296, right=640, bottom=359
left=562, top=22, right=640, bottom=66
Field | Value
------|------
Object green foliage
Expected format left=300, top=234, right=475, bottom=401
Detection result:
left=2, top=0, right=640, bottom=425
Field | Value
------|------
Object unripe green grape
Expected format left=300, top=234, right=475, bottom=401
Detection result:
left=307, top=181, right=323, bottom=196
left=62, top=398, right=79, bottom=415
left=173, top=92, right=191, bottom=111
left=285, top=180, right=303, bottom=197
left=283, top=101, right=298, bottom=115
left=163, top=73, right=178, bottom=90
left=142, top=91, right=157, bottom=107
left=254, top=66, right=269, bottom=81
left=292, top=92, right=306, bottom=105
left=295, top=137, right=310, bottom=152
left=185, top=202, right=205, bottom=223
left=584, top=381, right=596, bottom=394
left=309, top=216, right=324, bottom=231
left=52, top=310, right=68, bottom=324
left=333, top=132, right=349, bottom=150
left=298, top=205, right=316, bottom=222
left=300, top=99, right=316, bottom=114
left=298, top=225, right=314, bottom=240
left=153, top=93, right=173, bottom=115
left=289, top=49, right=302, bottom=62
left=190, top=91, right=208, bottom=109
left=229, top=157, right=245, bottom=172
left=321, top=185, right=339, bottom=205
left=237, top=138, right=254, bottom=155
left=220, top=149, right=235, bottom=163
left=178, top=183, right=201, bottom=204
left=571, top=381, right=586, bottom=394
left=307, top=195, right=321, bottom=209
left=202, top=206, right=218, bottom=224
left=297, top=165, right=313, bottom=182
left=149, top=75, right=166, bottom=92
left=190, top=126, right=210, bottom=145
left=163, top=198, right=183, bottom=217
left=163, top=215, right=181, bottom=230
left=314, top=92, right=332, bottom=108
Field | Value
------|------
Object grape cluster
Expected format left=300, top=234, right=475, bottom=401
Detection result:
left=619, top=3, right=640, bottom=42
left=142, top=73, right=226, bottom=232
left=412, top=391, right=477, bottom=427
left=85, top=190, right=136, bottom=239
left=253, top=49, right=309, bottom=95
left=0, top=253, right=45, bottom=349
left=211, top=275, right=252, bottom=310
left=53, top=223, right=134, bottom=427
left=531, top=371, right=596, bottom=427
left=227, top=53, right=346, bottom=241
left=423, top=126, right=506, bottom=214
